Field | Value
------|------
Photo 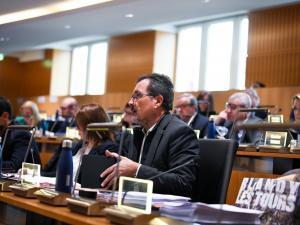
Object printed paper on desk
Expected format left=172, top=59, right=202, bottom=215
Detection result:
left=235, top=177, right=300, bottom=225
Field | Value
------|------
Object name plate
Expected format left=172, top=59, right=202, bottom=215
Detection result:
left=118, top=176, right=153, bottom=214
left=268, top=115, right=283, bottom=123
left=264, top=131, right=287, bottom=147
left=21, top=162, right=40, bottom=186
left=236, top=177, right=300, bottom=225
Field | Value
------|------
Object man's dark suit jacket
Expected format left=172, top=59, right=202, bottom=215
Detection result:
left=2, top=124, right=41, bottom=172
left=126, top=113, right=199, bottom=197
left=190, top=113, right=209, bottom=138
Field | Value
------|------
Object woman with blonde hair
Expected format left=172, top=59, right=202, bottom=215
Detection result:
left=18, top=100, right=41, bottom=127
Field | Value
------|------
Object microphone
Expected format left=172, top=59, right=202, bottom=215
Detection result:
left=50, top=109, right=60, bottom=132
left=121, top=155, right=201, bottom=204
left=148, top=156, right=201, bottom=180
left=71, top=122, right=124, bottom=201
left=0, top=125, right=36, bottom=176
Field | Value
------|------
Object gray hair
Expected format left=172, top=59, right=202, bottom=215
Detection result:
left=229, top=92, right=252, bottom=108
left=177, top=93, right=198, bottom=109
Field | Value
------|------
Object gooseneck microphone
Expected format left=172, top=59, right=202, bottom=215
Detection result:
left=121, top=155, right=201, bottom=204
left=1, top=125, right=36, bottom=175
left=148, top=156, right=201, bottom=180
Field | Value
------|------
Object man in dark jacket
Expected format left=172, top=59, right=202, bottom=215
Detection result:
left=101, top=74, right=199, bottom=197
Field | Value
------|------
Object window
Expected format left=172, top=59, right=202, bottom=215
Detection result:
left=175, top=16, right=248, bottom=92
left=70, top=42, right=108, bottom=95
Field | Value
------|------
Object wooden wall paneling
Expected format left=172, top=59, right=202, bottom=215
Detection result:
left=246, top=3, right=300, bottom=87
left=106, top=31, right=156, bottom=93
left=0, top=57, right=22, bottom=98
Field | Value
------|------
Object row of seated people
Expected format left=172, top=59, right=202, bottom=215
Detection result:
left=1, top=74, right=300, bottom=199
left=15, top=97, right=78, bottom=135
left=0, top=74, right=198, bottom=198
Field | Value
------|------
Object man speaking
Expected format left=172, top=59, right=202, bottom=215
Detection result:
left=101, top=74, right=199, bottom=197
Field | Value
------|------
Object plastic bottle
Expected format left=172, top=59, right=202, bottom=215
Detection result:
left=55, top=139, right=73, bottom=193
left=206, top=116, right=216, bottom=139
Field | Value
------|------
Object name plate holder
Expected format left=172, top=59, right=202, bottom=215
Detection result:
left=104, top=176, right=155, bottom=225
left=66, top=194, right=113, bottom=216
left=10, top=163, right=42, bottom=198
left=259, top=131, right=288, bottom=152
left=268, top=115, right=284, bottom=123
left=34, top=189, right=71, bottom=206
left=0, top=177, right=17, bottom=192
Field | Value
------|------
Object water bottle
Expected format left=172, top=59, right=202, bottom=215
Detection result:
left=206, top=116, right=216, bottom=139
left=55, top=139, right=73, bottom=193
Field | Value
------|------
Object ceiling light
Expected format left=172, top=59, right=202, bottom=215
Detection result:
left=125, top=13, right=134, bottom=18
left=0, top=0, right=113, bottom=25
left=0, top=54, right=4, bottom=61
left=64, top=25, right=71, bottom=29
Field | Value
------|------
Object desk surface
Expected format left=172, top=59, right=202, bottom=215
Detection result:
left=35, top=136, right=64, bottom=144
left=0, top=192, right=110, bottom=225
left=237, top=150, right=300, bottom=159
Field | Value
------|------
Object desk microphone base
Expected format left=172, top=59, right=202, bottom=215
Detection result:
left=34, top=189, right=70, bottom=206
left=9, top=183, right=41, bottom=198
left=0, top=179, right=16, bottom=192
left=104, top=206, right=156, bottom=225
left=66, top=196, right=113, bottom=216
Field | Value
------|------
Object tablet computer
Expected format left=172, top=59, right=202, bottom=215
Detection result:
left=80, top=155, right=116, bottom=188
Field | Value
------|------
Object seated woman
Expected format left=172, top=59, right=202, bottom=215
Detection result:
left=197, top=91, right=216, bottom=117
left=16, top=100, right=42, bottom=127
left=42, top=104, right=119, bottom=178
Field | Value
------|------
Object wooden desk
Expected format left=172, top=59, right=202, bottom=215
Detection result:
left=226, top=148, right=300, bottom=205
left=0, top=192, right=189, bottom=225
left=35, top=137, right=63, bottom=168
left=0, top=192, right=111, bottom=225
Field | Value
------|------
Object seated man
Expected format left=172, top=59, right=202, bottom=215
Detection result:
left=101, top=74, right=199, bottom=197
left=175, top=93, right=208, bottom=138
left=0, top=96, right=40, bottom=172
left=215, top=92, right=263, bottom=144
left=49, top=96, right=79, bottom=133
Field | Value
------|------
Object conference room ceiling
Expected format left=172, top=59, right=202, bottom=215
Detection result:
left=0, top=0, right=299, bottom=55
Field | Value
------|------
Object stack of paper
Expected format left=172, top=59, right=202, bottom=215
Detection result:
left=160, top=202, right=262, bottom=224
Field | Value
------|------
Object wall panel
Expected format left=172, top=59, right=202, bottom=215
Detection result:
left=106, top=31, right=156, bottom=93
left=246, top=3, right=300, bottom=87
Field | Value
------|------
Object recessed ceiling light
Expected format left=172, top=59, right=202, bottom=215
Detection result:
left=64, top=25, right=71, bottom=29
left=203, top=0, right=210, bottom=3
left=0, top=0, right=113, bottom=25
left=125, top=13, right=134, bottom=18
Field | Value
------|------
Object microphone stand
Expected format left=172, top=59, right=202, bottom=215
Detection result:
left=120, top=156, right=200, bottom=205
left=0, top=125, right=35, bottom=191
left=66, top=122, right=123, bottom=216
left=2, top=125, right=42, bottom=197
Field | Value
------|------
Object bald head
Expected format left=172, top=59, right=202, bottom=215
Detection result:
left=60, top=97, right=78, bottom=118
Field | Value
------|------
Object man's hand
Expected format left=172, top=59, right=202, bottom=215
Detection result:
left=100, top=150, right=140, bottom=188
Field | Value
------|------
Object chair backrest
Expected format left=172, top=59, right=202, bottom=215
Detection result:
left=192, top=139, right=238, bottom=204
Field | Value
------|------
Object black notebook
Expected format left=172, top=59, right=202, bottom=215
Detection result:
left=80, top=155, right=116, bottom=189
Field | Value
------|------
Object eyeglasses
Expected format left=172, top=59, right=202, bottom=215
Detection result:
left=130, top=91, right=152, bottom=102
left=225, top=102, right=245, bottom=110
